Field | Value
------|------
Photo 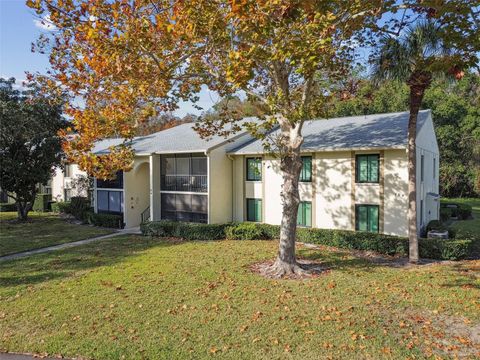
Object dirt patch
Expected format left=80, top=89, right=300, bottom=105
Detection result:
left=250, top=259, right=330, bottom=280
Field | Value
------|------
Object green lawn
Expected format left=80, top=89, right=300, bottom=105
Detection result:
left=445, top=198, right=480, bottom=240
left=0, top=212, right=115, bottom=256
left=0, top=236, right=478, bottom=359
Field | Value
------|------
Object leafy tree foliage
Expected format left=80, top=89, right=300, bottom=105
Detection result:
left=0, top=78, right=66, bottom=220
left=27, top=0, right=479, bottom=275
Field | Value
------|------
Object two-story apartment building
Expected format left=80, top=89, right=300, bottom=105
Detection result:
left=92, top=110, right=440, bottom=237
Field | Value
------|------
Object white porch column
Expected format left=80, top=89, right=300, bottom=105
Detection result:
left=150, top=154, right=161, bottom=221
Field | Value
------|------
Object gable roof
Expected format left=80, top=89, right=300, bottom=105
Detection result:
left=93, top=118, right=258, bottom=155
left=93, top=110, right=431, bottom=156
left=228, top=110, right=431, bottom=155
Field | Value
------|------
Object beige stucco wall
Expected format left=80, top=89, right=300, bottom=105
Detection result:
left=383, top=149, right=409, bottom=236
left=51, top=164, right=88, bottom=201
left=124, top=157, right=150, bottom=228
left=230, top=149, right=413, bottom=237
left=208, top=147, right=233, bottom=224
left=315, top=151, right=353, bottom=230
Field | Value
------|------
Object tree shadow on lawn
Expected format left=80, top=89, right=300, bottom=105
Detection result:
left=0, top=235, right=182, bottom=289
left=297, top=246, right=380, bottom=273
left=439, top=261, right=480, bottom=290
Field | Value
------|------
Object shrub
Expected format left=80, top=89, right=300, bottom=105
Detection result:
left=419, top=238, right=471, bottom=260
left=85, top=211, right=123, bottom=228
left=141, top=221, right=473, bottom=260
left=440, top=207, right=452, bottom=222
left=51, top=201, right=72, bottom=214
left=0, top=203, right=16, bottom=212
left=426, top=220, right=447, bottom=233
left=226, top=223, right=264, bottom=240
left=440, top=202, right=472, bottom=220
left=141, top=221, right=226, bottom=240
left=32, top=193, right=52, bottom=212
left=69, top=196, right=91, bottom=220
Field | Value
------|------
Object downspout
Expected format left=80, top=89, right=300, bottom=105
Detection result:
left=205, top=150, right=210, bottom=224
left=227, top=154, right=235, bottom=222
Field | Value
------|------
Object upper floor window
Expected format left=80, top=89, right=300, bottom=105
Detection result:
left=356, top=154, right=379, bottom=183
left=96, top=171, right=124, bottom=189
left=246, top=157, right=262, bottom=181
left=300, top=156, right=312, bottom=182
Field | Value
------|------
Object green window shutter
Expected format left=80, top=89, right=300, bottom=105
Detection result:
left=256, top=199, right=262, bottom=222
left=356, top=205, right=368, bottom=231
left=300, top=157, right=312, bottom=182
left=297, top=203, right=304, bottom=226
left=368, top=205, right=379, bottom=232
left=368, top=155, right=379, bottom=183
left=305, top=202, right=312, bottom=227
left=297, top=202, right=312, bottom=227
left=357, top=156, right=368, bottom=182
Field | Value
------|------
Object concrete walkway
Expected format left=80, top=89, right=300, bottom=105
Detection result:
left=0, top=227, right=142, bottom=262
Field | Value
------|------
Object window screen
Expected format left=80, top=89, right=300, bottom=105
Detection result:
left=246, top=158, right=262, bottom=181
left=355, top=204, right=379, bottom=233
left=297, top=201, right=312, bottom=227
left=300, top=156, right=312, bottom=182
left=356, top=155, right=380, bottom=183
left=246, top=198, right=262, bottom=222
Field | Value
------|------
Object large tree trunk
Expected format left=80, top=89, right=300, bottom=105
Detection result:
left=267, top=123, right=305, bottom=277
left=406, top=72, right=431, bottom=263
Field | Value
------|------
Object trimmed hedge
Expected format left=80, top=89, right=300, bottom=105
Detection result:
left=51, top=201, right=71, bottom=214
left=226, top=223, right=264, bottom=240
left=85, top=211, right=124, bottom=229
left=33, top=193, right=52, bottom=212
left=440, top=202, right=472, bottom=220
left=0, top=203, right=16, bottom=212
left=141, top=221, right=474, bottom=260
left=141, top=220, right=226, bottom=240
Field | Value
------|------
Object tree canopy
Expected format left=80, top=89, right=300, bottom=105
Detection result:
left=0, top=77, right=66, bottom=220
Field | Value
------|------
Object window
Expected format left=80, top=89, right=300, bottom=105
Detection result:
left=297, top=201, right=312, bottom=227
left=64, top=164, right=72, bottom=178
left=300, top=156, right=312, bottom=182
left=246, top=198, right=262, bottom=222
left=356, top=155, right=379, bottom=183
left=421, top=154, right=425, bottom=182
left=161, top=154, right=207, bottom=192
left=355, top=204, right=379, bottom=233
left=96, top=171, right=123, bottom=189
left=246, top=158, right=262, bottom=181
left=433, top=157, right=436, bottom=179
left=97, top=190, right=123, bottom=214
left=161, top=193, right=208, bottom=223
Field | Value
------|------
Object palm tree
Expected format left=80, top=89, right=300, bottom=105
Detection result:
left=372, top=21, right=462, bottom=263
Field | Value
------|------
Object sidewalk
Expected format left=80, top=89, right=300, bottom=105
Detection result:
left=0, top=227, right=141, bottom=262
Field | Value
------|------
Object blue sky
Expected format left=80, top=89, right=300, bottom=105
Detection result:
left=0, top=0, right=217, bottom=116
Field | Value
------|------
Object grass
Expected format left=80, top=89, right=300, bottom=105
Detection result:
left=445, top=198, right=480, bottom=240
left=0, top=212, right=115, bottom=256
left=0, top=236, right=478, bottom=359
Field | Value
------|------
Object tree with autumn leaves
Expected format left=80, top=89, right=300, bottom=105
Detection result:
left=28, top=0, right=479, bottom=275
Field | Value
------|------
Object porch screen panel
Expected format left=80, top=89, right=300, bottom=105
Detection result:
left=97, top=190, right=109, bottom=211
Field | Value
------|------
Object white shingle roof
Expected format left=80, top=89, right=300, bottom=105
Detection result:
left=93, top=110, right=431, bottom=155
left=228, top=110, right=431, bottom=155
left=93, top=118, right=258, bottom=155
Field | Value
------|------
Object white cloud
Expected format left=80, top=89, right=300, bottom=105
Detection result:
left=33, top=15, right=56, bottom=31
